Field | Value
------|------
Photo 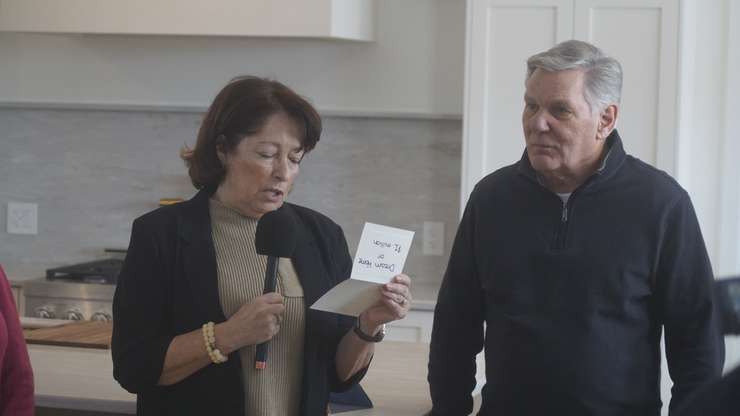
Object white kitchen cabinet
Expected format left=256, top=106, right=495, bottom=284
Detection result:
left=386, top=309, right=434, bottom=343
left=461, top=0, right=679, bottom=209
left=0, top=0, right=374, bottom=41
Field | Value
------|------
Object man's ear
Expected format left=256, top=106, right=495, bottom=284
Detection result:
left=597, top=104, right=618, bottom=140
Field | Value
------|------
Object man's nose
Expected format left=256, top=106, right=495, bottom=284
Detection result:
left=529, top=110, right=550, bottom=132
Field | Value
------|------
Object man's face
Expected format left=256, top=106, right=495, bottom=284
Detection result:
left=522, top=69, right=608, bottom=179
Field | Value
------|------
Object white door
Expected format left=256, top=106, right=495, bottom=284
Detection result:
left=462, top=0, right=573, bottom=212
left=462, top=0, right=679, bottom=210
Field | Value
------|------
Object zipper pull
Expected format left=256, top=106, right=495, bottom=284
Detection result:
left=561, top=204, right=568, bottom=222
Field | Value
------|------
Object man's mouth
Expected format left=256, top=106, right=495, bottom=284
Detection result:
left=530, top=144, right=555, bottom=151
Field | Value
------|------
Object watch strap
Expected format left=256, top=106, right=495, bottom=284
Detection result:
left=353, top=318, right=385, bottom=343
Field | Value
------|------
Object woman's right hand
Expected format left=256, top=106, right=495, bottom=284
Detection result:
left=217, top=293, right=285, bottom=353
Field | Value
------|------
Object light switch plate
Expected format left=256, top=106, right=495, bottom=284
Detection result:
left=7, top=202, right=38, bottom=235
left=422, top=221, right=445, bottom=256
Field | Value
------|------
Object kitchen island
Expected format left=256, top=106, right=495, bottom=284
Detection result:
left=29, top=340, right=450, bottom=415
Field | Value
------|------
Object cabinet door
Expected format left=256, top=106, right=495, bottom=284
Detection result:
left=462, top=0, right=573, bottom=210
left=386, top=310, right=434, bottom=343
left=11, top=285, right=24, bottom=315
left=0, top=0, right=374, bottom=40
left=574, top=0, right=679, bottom=173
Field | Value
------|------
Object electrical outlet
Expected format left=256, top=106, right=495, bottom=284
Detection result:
left=7, top=202, right=38, bottom=235
left=422, top=221, right=445, bottom=256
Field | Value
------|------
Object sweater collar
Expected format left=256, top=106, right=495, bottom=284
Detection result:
left=175, top=187, right=315, bottom=322
left=178, top=187, right=313, bottom=246
left=517, top=129, right=626, bottom=191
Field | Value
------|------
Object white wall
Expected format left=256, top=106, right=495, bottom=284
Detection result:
left=678, top=0, right=740, bottom=373
left=0, top=0, right=465, bottom=118
left=677, top=0, right=724, bottom=275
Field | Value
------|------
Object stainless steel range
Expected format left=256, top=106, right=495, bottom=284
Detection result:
left=24, top=258, right=122, bottom=322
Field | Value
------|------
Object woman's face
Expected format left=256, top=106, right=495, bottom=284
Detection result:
left=216, top=112, right=304, bottom=218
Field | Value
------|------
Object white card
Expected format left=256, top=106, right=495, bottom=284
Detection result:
left=350, top=222, right=415, bottom=284
left=309, top=279, right=383, bottom=317
left=310, top=222, right=415, bottom=317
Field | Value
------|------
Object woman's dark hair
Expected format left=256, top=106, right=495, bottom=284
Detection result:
left=181, top=76, right=322, bottom=189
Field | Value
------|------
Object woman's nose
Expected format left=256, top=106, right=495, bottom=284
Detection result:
left=272, top=157, right=289, bottom=180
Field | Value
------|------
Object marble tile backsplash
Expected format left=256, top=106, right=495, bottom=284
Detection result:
left=0, top=108, right=460, bottom=297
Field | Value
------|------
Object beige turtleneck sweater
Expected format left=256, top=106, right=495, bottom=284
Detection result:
left=209, top=198, right=306, bottom=415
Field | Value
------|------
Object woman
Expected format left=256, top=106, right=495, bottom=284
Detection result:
left=111, top=76, right=412, bottom=415
left=0, top=264, right=34, bottom=416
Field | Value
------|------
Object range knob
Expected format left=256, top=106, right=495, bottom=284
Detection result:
left=35, top=306, right=56, bottom=319
left=65, top=308, right=84, bottom=321
left=90, top=311, right=112, bottom=322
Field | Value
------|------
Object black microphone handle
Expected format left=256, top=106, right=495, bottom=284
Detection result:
left=255, top=256, right=279, bottom=370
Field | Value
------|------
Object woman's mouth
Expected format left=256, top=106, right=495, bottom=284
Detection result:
left=264, top=188, right=284, bottom=201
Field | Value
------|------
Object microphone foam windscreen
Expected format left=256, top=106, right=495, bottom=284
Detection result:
left=255, top=207, right=298, bottom=258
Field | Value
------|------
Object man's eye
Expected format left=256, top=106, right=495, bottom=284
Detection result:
left=525, top=103, right=538, bottom=112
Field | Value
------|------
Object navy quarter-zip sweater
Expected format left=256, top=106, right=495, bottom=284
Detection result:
left=429, top=131, right=724, bottom=416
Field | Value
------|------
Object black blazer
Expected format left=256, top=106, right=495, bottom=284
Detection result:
left=112, top=189, right=364, bottom=415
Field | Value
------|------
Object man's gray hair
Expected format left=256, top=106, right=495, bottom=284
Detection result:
left=526, top=40, right=623, bottom=113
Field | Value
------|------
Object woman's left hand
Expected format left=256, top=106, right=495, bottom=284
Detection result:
left=361, top=274, right=412, bottom=329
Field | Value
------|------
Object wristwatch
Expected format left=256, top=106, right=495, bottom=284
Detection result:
left=353, top=317, right=385, bottom=343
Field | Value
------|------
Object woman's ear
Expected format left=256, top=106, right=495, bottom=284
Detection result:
left=597, top=104, right=619, bottom=140
left=215, top=135, right=227, bottom=165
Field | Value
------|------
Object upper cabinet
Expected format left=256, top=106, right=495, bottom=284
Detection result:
left=0, top=0, right=375, bottom=41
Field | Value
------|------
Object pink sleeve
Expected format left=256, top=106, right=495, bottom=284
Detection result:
left=0, top=265, right=34, bottom=416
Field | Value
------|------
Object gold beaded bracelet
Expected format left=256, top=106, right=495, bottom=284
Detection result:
left=202, top=321, right=228, bottom=364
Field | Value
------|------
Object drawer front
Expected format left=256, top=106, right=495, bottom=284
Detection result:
left=11, top=285, right=23, bottom=314
left=386, top=310, right=433, bottom=343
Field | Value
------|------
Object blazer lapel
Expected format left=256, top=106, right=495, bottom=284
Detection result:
left=178, top=189, right=226, bottom=322
left=283, top=205, right=333, bottom=308
left=175, top=198, right=335, bottom=323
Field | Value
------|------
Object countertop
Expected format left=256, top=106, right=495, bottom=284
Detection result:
left=28, top=341, right=469, bottom=415
left=7, top=265, right=440, bottom=310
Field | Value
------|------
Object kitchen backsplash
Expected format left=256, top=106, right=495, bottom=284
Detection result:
left=0, top=108, right=461, bottom=296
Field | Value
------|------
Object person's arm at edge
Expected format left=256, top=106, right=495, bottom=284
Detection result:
left=658, top=192, right=725, bottom=415
left=428, top=192, right=485, bottom=415
left=0, top=265, right=34, bottom=416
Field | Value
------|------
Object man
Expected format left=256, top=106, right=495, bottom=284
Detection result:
left=428, top=40, right=724, bottom=415
left=673, top=364, right=740, bottom=415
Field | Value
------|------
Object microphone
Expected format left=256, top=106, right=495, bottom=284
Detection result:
left=254, top=206, right=297, bottom=370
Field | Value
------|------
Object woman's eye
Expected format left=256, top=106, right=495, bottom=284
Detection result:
left=257, top=152, right=274, bottom=159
